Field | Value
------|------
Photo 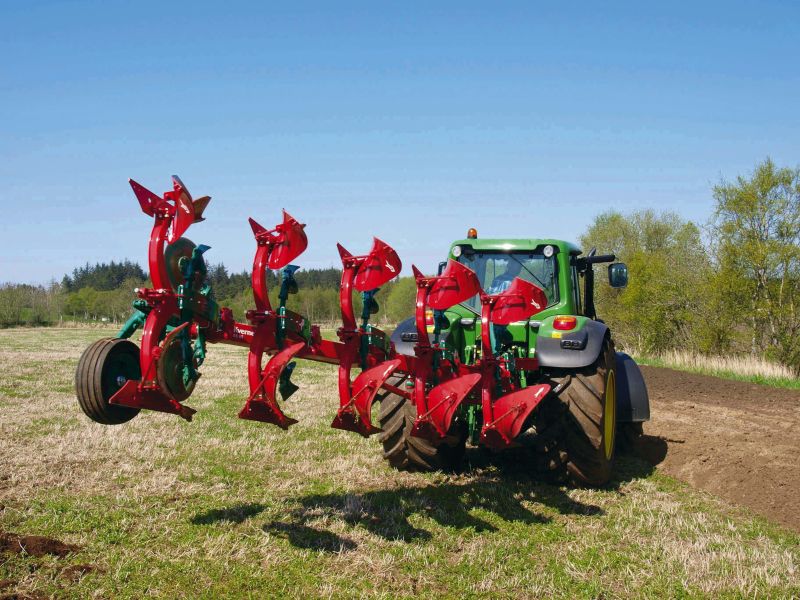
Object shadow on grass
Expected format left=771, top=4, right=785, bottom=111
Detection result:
left=263, top=521, right=358, bottom=553
left=191, top=446, right=657, bottom=553
left=191, top=503, right=267, bottom=525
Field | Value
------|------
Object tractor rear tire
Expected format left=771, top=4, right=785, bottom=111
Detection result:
left=76, top=338, right=141, bottom=425
left=378, top=377, right=467, bottom=472
left=547, top=339, right=617, bottom=486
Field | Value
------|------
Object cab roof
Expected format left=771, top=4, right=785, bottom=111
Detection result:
left=449, top=238, right=582, bottom=255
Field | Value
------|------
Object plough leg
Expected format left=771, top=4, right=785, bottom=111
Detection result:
left=480, top=384, right=550, bottom=449
left=239, top=341, right=305, bottom=429
left=411, top=373, right=481, bottom=442
left=332, top=359, right=401, bottom=437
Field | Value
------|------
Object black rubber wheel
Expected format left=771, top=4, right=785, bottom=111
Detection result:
left=546, top=339, right=617, bottom=486
left=75, top=338, right=141, bottom=425
left=378, top=376, right=467, bottom=472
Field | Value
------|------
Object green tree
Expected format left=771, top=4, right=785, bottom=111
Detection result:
left=383, top=277, right=417, bottom=325
left=0, top=284, right=26, bottom=326
left=0, top=283, right=61, bottom=326
left=711, top=158, right=800, bottom=371
left=581, top=209, right=711, bottom=354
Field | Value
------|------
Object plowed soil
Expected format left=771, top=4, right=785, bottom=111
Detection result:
left=637, top=365, right=800, bottom=532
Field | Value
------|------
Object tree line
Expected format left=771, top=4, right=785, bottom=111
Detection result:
left=62, top=260, right=146, bottom=292
left=1, top=158, right=798, bottom=372
left=0, top=261, right=418, bottom=328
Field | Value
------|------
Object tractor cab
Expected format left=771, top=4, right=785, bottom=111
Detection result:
left=393, top=230, right=630, bottom=363
left=448, top=233, right=629, bottom=326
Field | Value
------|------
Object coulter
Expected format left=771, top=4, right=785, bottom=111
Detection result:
left=75, top=176, right=650, bottom=485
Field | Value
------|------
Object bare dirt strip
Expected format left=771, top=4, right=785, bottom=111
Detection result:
left=636, top=365, right=800, bottom=532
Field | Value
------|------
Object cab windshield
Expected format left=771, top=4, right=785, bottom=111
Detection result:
left=456, top=250, right=559, bottom=314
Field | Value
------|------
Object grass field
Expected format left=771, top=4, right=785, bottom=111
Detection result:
left=1, top=328, right=798, bottom=599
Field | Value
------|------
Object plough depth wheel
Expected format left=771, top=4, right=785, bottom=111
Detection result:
left=76, top=338, right=141, bottom=425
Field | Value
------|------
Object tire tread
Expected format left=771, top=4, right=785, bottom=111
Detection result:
left=377, top=375, right=465, bottom=472
left=75, top=338, right=140, bottom=425
left=543, top=339, right=617, bottom=486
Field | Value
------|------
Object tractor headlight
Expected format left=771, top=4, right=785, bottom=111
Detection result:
left=543, top=245, right=554, bottom=258
left=452, top=245, right=462, bottom=258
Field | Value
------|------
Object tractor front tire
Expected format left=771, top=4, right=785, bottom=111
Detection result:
left=378, top=378, right=467, bottom=472
left=547, top=339, right=617, bottom=486
left=76, top=338, right=141, bottom=425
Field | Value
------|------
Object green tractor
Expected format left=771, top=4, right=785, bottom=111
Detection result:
left=387, top=230, right=650, bottom=485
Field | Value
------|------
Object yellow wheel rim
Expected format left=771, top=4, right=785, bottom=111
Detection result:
left=604, top=369, right=616, bottom=460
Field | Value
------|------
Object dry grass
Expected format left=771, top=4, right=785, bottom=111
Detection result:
left=0, top=327, right=798, bottom=598
left=636, top=350, right=800, bottom=392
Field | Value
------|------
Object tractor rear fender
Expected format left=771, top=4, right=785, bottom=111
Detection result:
left=390, top=316, right=448, bottom=356
left=615, top=352, right=650, bottom=423
left=535, top=319, right=609, bottom=369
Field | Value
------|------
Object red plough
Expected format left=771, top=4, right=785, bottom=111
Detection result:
left=239, top=211, right=308, bottom=428
left=477, top=278, right=551, bottom=448
left=99, top=176, right=554, bottom=457
left=110, top=177, right=211, bottom=421
left=407, top=260, right=484, bottom=442
left=240, top=341, right=305, bottom=428
left=332, top=239, right=402, bottom=436
left=407, top=261, right=551, bottom=447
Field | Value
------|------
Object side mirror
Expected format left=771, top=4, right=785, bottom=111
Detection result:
left=608, top=263, right=628, bottom=288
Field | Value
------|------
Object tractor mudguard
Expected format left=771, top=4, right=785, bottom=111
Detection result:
left=390, top=316, right=447, bottom=356
left=390, top=317, right=417, bottom=356
left=615, top=352, right=650, bottom=422
left=535, top=320, right=609, bottom=369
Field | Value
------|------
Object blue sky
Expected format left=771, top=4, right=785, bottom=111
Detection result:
left=1, top=1, right=798, bottom=283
